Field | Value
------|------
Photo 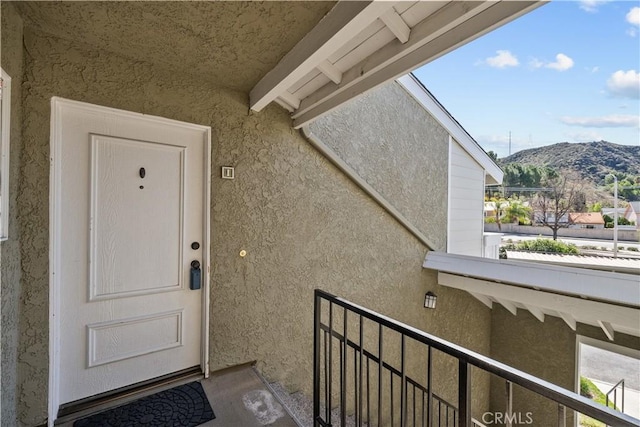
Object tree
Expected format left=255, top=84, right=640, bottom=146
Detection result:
left=532, top=171, right=586, bottom=240
left=487, top=196, right=509, bottom=231
left=503, top=198, right=532, bottom=225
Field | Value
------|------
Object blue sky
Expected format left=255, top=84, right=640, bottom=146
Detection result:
left=413, top=0, right=640, bottom=158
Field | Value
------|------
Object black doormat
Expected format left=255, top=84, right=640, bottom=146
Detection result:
left=74, top=381, right=215, bottom=427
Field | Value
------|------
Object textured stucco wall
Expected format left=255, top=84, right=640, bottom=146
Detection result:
left=490, top=307, right=577, bottom=426
left=12, top=22, right=492, bottom=426
left=308, top=83, right=448, bottom=251
left=490, top=308, right=640, bottom=426
left=1, top=3, right=24, bottom=425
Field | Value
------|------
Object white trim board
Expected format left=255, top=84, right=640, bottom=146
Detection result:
left=396, top=74, right=503, bottom=185
left=1, top=68, right=11, bottom=241
left=424, top=251, right=640, bottom=306
left=49, top=97, right=211, bottom=425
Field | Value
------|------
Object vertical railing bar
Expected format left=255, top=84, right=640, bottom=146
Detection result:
left=557, top=404, right=566, bottom=427
left=391, top=371, right=395, bottom=427
left=367, top=357, right=371, bottom=426
left=354, top=347, right=358, bottom=427
left=622, top=381, right=624, bottom=412
left=446, top=406, right=449, bottom=427
left=422, top=389, right=425, bottom=427
left=341, top=307, right=347, bottom=427
left=506, top=380, right=513, bottom=427
left=458, top=360, right=471, bottom=427
left=314, top=293, right=321, bottom=426
left=438, top=402, right=441, bottom=427
left=328, top=302, right=333, bottom=426
left=401, top=334, right=406, bottom=427
left=359, top=315, right=364, bottom=427
left=324, top=330, right=329, bottom=423
left=427, top=346, right=433, bottom=427
left=413, top=385, right=417, bottom=427
left=378, top=324, right=383, bottom=427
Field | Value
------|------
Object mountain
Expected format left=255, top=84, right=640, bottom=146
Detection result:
left=499, top=141, right=640, bottom=183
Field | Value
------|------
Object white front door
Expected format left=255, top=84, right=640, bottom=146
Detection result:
left=51, top=98, right=210, bottom=407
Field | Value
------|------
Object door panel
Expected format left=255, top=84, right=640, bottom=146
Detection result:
left=53, top=99, right=210, bottom=405
left=90, top=135, right=185, bottom=299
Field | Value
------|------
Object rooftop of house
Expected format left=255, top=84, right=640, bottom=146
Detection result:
left=569, top=212, right=605, bottom=224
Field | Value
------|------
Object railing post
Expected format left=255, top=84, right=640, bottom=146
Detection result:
left=313, top=291, right=321, bottom=426
left=427, top=346, right=432, bottom=427
left=341, top=308, right=347, bottom=427
left=459, top=360, right=471, bottom=427
left=557, top=404, right=566, bottom=427
left=401, top=335, right=406, bottom=427
left=506, top=380, right=513, bottom=427
left=378, top=323, right=383, bottom=427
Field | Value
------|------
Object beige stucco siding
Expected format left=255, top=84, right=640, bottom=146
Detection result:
left=4, top=24, right=492, bottom=425
left=1, top=3, right=24, bottom=425
left=308, top=82, right=448, bottom=251
left=490, top=306, right=640, bottom=425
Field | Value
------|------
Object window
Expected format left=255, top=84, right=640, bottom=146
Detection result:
left=0, top=68, right=11, bottom=240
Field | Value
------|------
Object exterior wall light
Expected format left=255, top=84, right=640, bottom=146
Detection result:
left=424, top=291, right=437, bottom=309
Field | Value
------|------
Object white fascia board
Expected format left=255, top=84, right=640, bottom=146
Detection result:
left=425, top=252, right=640, bottom=306
left=397, top=74, right=503, bottom=184
left=290, top=1, right=545, bottom=129
left=438, top=273, right=640, bottom=337
left=250, top=1, right=394, bottom=112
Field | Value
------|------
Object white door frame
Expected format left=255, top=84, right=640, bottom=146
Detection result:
left=48, top=97, right=211, bottom=426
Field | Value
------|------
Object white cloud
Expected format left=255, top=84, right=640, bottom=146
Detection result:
left=590, top=66, right=600, bottom=73
left=529, top=58, right=544, bottom=69
left=565, top=130, right=604, bottom=142
left=545, top=53, right=574, bottom=71
left=626, top=7, right=640, bottom=26
left=483, top=50, right=519, bottom=68
left=606, top=69, right=640, bottom=99
left=529, top=54, right=574, bottom=71
left=579, top=0, right=610, bottom=13
left=627, top=27, right=638, bottom=37
left=560, top=114, right=640, bottom=128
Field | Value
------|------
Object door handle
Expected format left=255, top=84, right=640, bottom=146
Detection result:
left=190, top=260, right=201, bottom=290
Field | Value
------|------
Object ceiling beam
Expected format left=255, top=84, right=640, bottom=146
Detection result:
left=598, top=320, right=615, bottom=341
left=292, top=1, right=543, bottom=128
left=495, top=298, right=518, bottom=316
left=470, top=292, right=493, bottom=309
left=317, top=60, right=343, bottom=85
left=523, top=304, right=545, bottom=322
left=437, top=273, right=640, bottom=337
left=558, top=312, right=577, bottom=331
left=250, top=1, right=395, bottom=112
left=380, top=8, right=411, bottom=43
left=278, top=91, right=300, bottom=110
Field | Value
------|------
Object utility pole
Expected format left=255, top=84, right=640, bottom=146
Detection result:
left=508, top=131, right=512, bottom=156
left=607, top=173, right=618, bottom=258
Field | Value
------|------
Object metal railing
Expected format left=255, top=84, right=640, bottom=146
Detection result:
left=313, top=289, right=640, bottom=427
left=606, top=379, right=625, bottom=414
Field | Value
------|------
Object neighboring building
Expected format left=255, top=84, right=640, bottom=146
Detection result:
left=624, top=202, right=640, bottom=228
left=568, top=212, right=605, bottom=229
left=602, top=207, right=626, bottom=218
left=1, top=2, right=637, bottom=427
left=533, top=211, right=569, bottom=225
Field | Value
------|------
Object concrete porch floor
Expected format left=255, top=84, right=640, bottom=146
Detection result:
left=58, top=364, right=301, bottom=427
